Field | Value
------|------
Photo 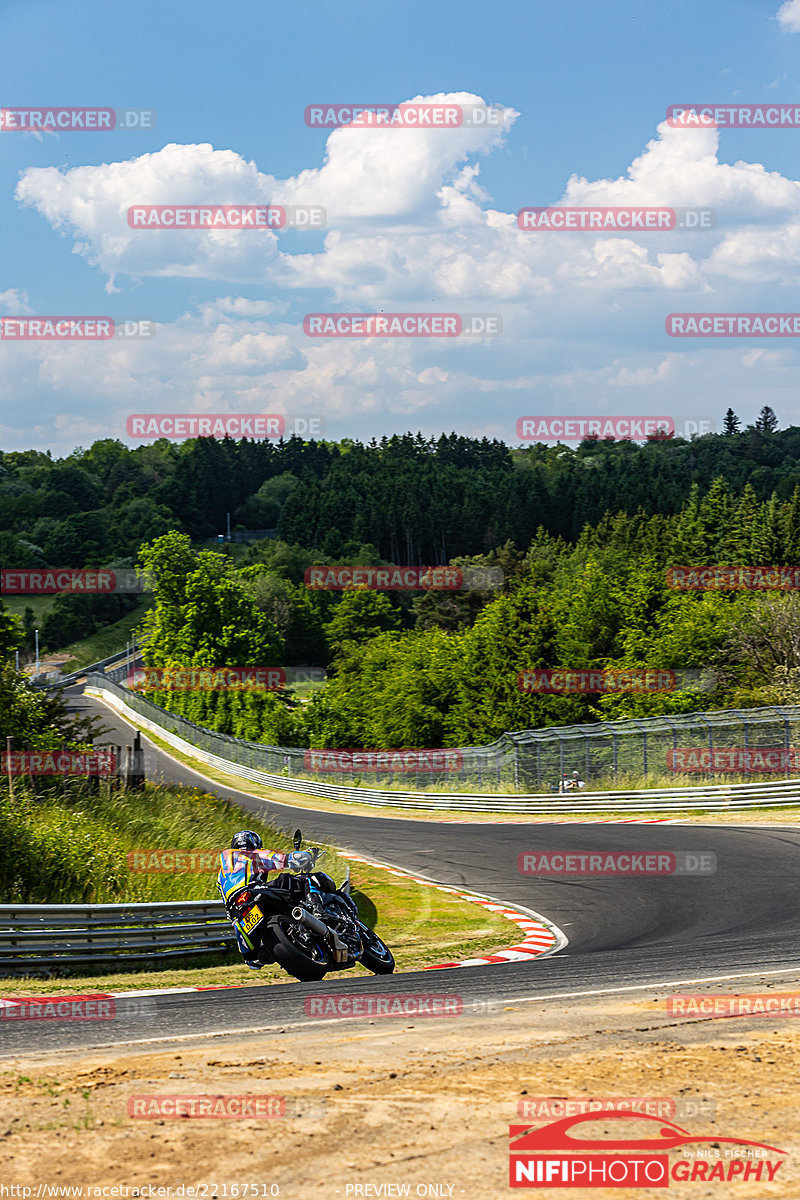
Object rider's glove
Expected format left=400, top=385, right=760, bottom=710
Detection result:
left=288, top=849, right=314, bottom=870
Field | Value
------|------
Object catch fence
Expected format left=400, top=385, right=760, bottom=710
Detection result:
left=88, top=673, right=800, bottom=793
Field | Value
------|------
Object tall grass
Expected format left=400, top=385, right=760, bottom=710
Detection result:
left=0, top=779, right=296, bottom=903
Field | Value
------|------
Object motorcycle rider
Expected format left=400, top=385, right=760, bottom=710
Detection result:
left=220, top=830, right=313, bottom=970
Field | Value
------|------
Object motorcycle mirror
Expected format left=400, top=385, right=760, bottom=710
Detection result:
left=293, top=828, right=302, bottom=849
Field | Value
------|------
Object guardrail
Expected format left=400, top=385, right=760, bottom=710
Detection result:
left=0, top=900, right=234, bottom=969
left=28, top=647, right=143, bottom=691
left=85, top=675, right=800, bottom=813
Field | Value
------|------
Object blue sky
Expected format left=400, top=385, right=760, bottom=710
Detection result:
left=2, top=0, right=800, bottom=454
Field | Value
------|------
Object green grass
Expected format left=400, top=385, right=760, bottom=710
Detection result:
left=288, top=679, right=326, bottom=701
left=54, top=597, right=153, bottom=671
left=0, top=857, right=515, bottom=991
left=4, top=596, right=152, bottom=674
left=0, top=776, right=517, bottom=984
left=0, top=776, right=297, bottom=904
left=2, top=596, right=58, bottom=624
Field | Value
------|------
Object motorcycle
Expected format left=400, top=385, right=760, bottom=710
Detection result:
left=217, top=828, right=396, bottom=982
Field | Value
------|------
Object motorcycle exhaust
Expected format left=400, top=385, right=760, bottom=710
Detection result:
left=292, top=905, right=349, bottom=965
left=292, top=905, right=328, bottom=938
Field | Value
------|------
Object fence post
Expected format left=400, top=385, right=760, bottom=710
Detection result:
left=61, top=742, right=69, bottom=798
left=126, top=731, right=145, bottom=789
left=6, top=737, right=13, bottom=801
left=24, top=740, right=41, bottom=799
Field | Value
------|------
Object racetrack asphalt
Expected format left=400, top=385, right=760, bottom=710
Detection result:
left=3, top=684, right=799, bottom=1055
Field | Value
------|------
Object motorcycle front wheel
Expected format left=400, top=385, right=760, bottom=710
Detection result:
left=267, top=915, right=331, bottom=982
left=359, top=925, right=395, bottom=974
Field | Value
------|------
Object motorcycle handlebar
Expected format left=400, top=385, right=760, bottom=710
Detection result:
left=289, top=847, right=323, bottom=871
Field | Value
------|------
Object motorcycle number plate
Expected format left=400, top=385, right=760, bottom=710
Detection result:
left=240, top=904, right=263, bottom=934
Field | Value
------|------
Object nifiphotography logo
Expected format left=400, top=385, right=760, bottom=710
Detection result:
left=509, top=1111, right=786, bottom=1187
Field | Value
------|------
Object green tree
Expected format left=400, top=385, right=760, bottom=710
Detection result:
left=138, top=532, right=281, bottom=668
left=729, top=484, right=761, bottom=562
left=445, top=586, right=559, bottom=744
left=723, top=408, right=741, bottom=435
left=754, top=406, right=778, bottom=434
left=0, top=602, right=23, bottom=663
left=750, top=493, right=783, bottom=562
left=0, top=663, right=105, bottom=748
left=324, top=590, right=401, bottom=655
left=303, top=628, right=459, bottom=749
left=782, top=486, right=800, bottom=560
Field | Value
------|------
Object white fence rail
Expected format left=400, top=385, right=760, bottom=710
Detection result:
left=86, top=677, right=800, bottom=814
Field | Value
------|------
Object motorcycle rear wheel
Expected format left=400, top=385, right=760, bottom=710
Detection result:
left=268, top=915, right=331, bottom=982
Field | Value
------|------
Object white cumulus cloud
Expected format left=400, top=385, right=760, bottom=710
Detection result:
left=777, top=0, right=800, bottom=32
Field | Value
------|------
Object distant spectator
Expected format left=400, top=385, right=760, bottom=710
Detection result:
left=558, top=770, right=586, bottom=793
